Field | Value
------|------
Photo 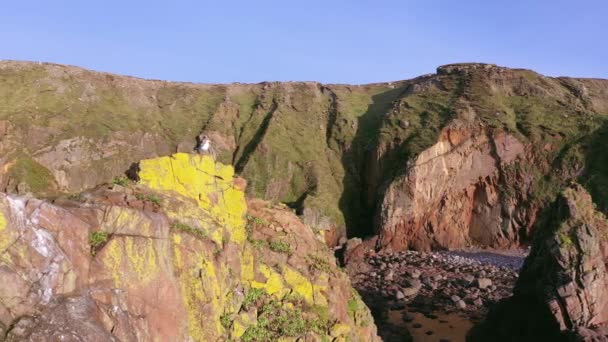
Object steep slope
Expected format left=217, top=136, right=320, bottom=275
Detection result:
left=0, top=153, right=378, bottom=341
left=468, top=184, right=608, bottom=341
left=1, top=61, right=608, bottom=251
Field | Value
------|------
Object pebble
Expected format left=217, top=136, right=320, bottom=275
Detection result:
left=475, top=278, right=492, bottom=289
left=351, top=248, right=525, bottom=322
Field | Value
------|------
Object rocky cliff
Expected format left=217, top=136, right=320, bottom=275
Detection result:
left=1, top=61, right=608, bottom=251
left=0, top=153, right=377, bottom=341
left=468, top=184, right=608, bottom=341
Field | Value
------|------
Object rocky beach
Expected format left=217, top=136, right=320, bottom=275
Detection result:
left=348, top=248, right=528, bottom=341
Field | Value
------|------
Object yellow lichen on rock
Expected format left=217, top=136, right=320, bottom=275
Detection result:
left=251, top=264, right=286, bottom=296
left=100, top=236, right=160, bottom=287
left=0, top=210, right=12, bottom=263
left=283, top=266, right=315, bottom=304
left=138, top=153, right=247, bottom=244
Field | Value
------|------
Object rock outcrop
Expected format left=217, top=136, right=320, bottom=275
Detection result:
left=0, top=153, right=378, bottom=341
left=376, top=127, right=528, bottom=251
left=1, top=61, right=608, bottom=251
left=468, top=184, right=608, bottom=341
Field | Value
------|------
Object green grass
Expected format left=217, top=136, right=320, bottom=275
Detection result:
left=249, top=239, right=268, bottom=249
left=135, top=193, right=162, bottom=206
left=220, top=313, right=232, bottom=329
left=171, top=222, right=206, bottom=239
left=67, top=193, right=84, bottom=201
left=269, top=241, right=291, bottom=254
left=89, top=231, right=109, bottom=256
left=112, top=176, right=131, bottom=186
left=306, top=254, right=332, bottom=273
left=246, top=214, right=269, bottom=226
left=241, top=296, right=331, bottom=341
left=7, top=154, right=56, bottom=194
left=558, top=230, right=574, bottom=247
left=242, top=288, right=266, bottom=309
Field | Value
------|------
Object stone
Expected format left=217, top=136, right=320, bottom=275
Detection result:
left=402, top=287, right=420, bottom=297
left=469, top=185, right=608, bottom=341
left=402, top=313, right=415, bottom=322
left=407, top=278, right=422, bottom=289
left=385, top=269, right=394, bottom=281
left=475, top=278, right=492, bottom=289
left=456, top=300, right=467, bottom=310
left=409, top=270, right=421, bottom=279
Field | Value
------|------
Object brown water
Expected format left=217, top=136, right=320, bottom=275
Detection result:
left=388, top=309, right=474, bottom=342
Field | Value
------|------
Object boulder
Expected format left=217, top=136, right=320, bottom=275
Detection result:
left=474, top=278, right=492, bottom=289
left=469, top=184, right=608, bottom=342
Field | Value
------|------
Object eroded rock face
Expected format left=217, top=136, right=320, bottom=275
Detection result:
left=0, top=153, right=378, bottom=341
left=2, top=61, right=608, bottom=250
left=376, top=127, right=530, bottom=251
left=469, top=184, right=608, bottom=341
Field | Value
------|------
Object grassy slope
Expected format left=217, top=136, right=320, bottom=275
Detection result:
left=1, top=61, right=607, bottom=238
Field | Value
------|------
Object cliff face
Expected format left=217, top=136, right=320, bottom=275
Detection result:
left=468, top=184, right=608, bottom=341
left=1, top=61, right=608, bottom=251
left=0, top=153, right=377, bottom=341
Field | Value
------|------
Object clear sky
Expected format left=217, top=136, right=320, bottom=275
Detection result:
left=1, top=0, right=606, bottom=84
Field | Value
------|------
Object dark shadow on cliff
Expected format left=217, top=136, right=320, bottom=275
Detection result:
left=338, top=86, right=407, bottom=238
left=357, top=289, right=413, bottom=342
left=339, top=74, right=464, bottom=240
left=467, top=295, right=567, bottom=342
left=580, top=119, right=608, bottom=214
left=233, top=100, right=278, bottom=173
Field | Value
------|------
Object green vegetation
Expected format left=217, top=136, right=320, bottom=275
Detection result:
left=558, top=230, right=573, bottom=247
left=220, top=313, right=232, bottom=329
left=249, top=239, right=268, bottom=249
left=306, top=254, right=332, bottom=273
left=346, top=289, right=363, bottom=320
left=171, top=222, right=206, bottom=239
left=269, top=240, right=291, bottom=254
left=7, top=154, right=55, bottom=194
left=241, top=295, right=331, bottom=341
left=112, top=176, right=131, bottom=186
left=246, top=214, right=269, bottom=226
left=67, top=193, right=84, bottom=201
left=135, top=192, right=162, bottom=206
left=89, top=231, right=109, bottom=256
left=145, top=193, right=162, bottom=206
left=242, top=288, right=266, bottom=309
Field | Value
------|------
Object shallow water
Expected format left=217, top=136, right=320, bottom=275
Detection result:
left=388, top=309, right=474, bottom=342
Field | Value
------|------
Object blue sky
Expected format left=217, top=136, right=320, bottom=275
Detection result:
left=1, top=1, right=606, bottom=84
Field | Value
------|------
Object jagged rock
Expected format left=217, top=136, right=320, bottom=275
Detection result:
left=0, top=154, right=380, bottom=341
left=469, top=184, right=608, bottom=342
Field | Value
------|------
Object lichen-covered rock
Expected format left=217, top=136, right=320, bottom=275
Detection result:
left=468, top=184, right=608, bottom=341
left=0, top=153, right=379, bottom=341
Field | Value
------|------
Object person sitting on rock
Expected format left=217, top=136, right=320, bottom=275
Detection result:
left=194, top=133, right=216, bottom=159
